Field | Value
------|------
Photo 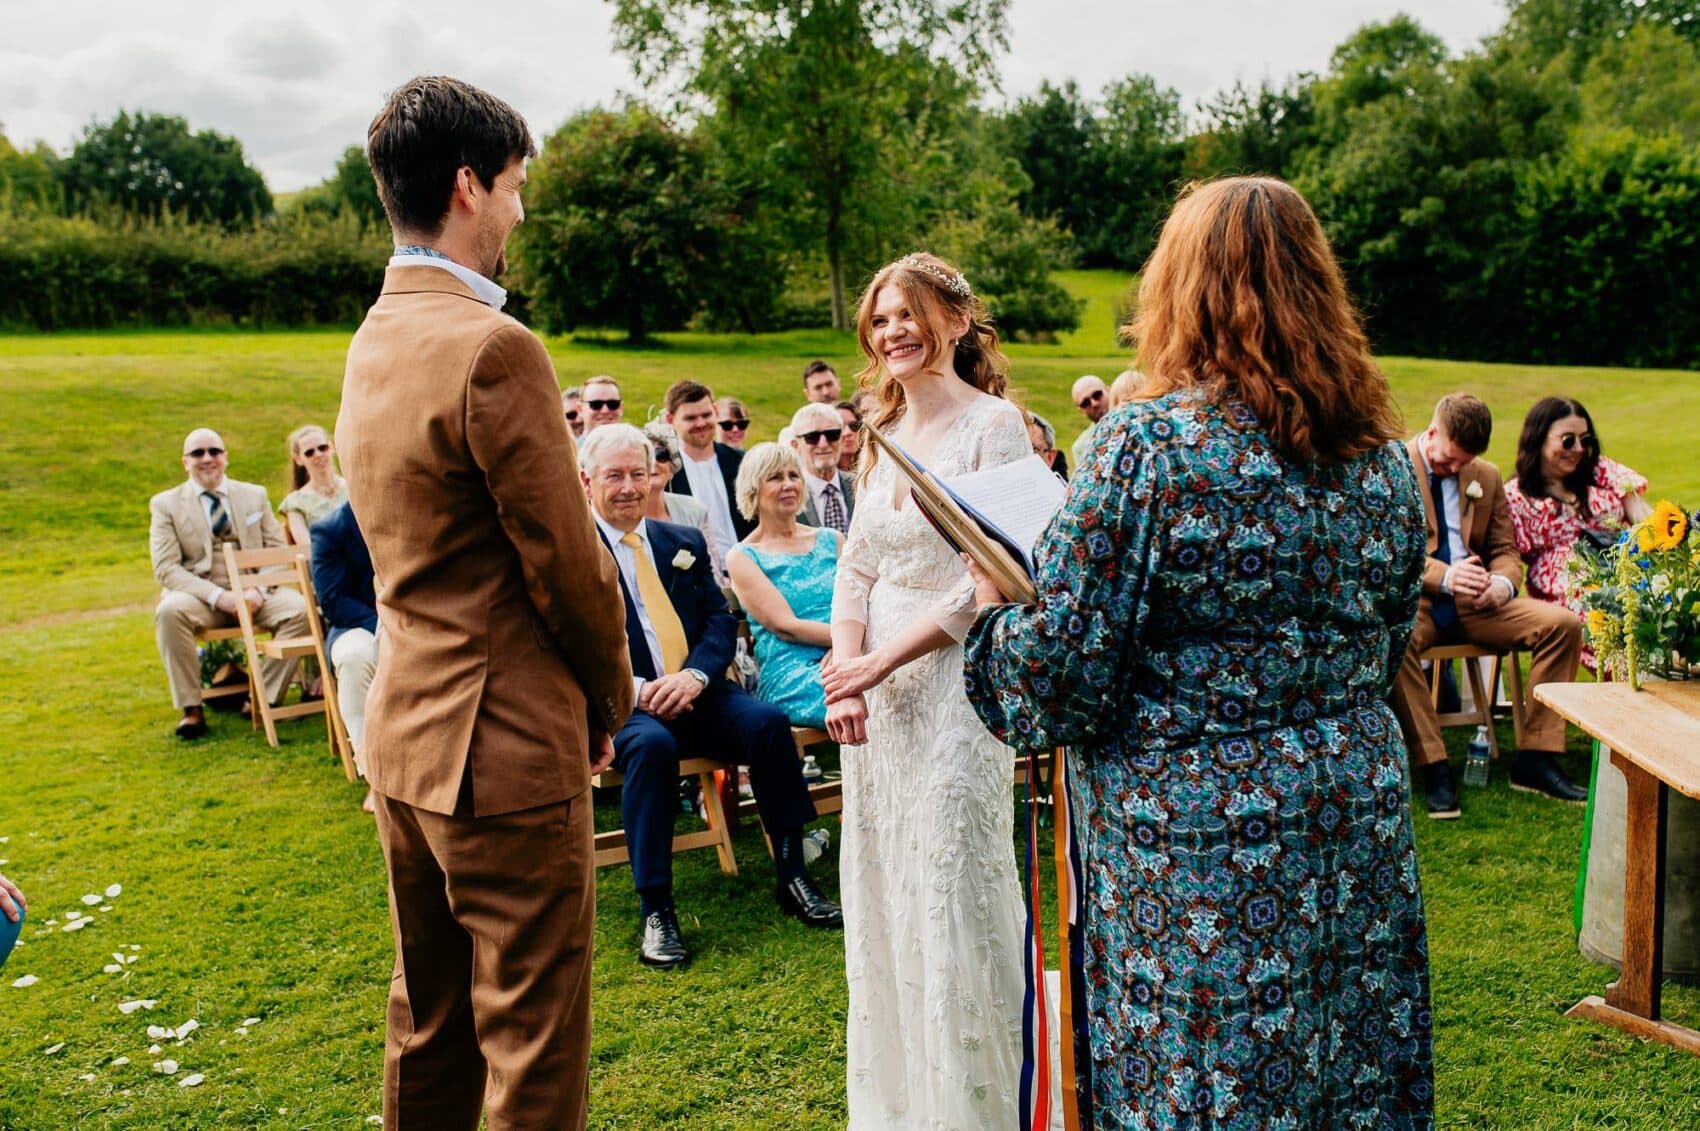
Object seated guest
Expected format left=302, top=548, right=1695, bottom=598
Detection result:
left=1027, top=411, right=1068, bottom=479
left=788, top=403, right=855, bottom=534
left=802, top=359, right=841, bottom=404
left=727, top=443, right=839, bottom=728
left=1506, top=396, right=1651, bottom=669
left=716, top=397, right=752, bottom=449
left=278, top=424, right=348, bottom=544
left=1070, top=373, right=1108, bottom=467
left=581, top=425, right=841, bottom=968
left=665, top=379, right=753, bottom=548
left=1108, top=367, right=1144, bottom=408
left=835, top=399, right=863, bottom=474
left=642, top=422, right=729, bottom=580
left=151, top=428, right=309, bottom=739
left=561, top=385, right=585, bottom=443
left=581, top=375, right=624, bottom=434
left=1389, top=394, right=1586, bottom=819
left=310, top=500, right=378, bottom=810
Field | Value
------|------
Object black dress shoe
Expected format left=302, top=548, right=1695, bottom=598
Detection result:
left=1510, top=751, right=1588, bottom=804
left=1423, top=761, right=1460, bottom=820
left=639, top=909, right=689, bottom=969
left=776, top=875, right=843, bottom=929
left=174, top=712, right=207, bottom=740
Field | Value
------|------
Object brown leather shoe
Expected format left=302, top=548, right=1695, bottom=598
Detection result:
left=174, top=707, right=208, bottom=740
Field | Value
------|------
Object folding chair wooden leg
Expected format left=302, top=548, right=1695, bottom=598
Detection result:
left=696, top=765, right=738, bottom=876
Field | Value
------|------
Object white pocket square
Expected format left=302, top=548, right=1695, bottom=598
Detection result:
left=244, top=512, right=263, bottom=526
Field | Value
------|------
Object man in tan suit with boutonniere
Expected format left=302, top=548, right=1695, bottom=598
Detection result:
left=1390, top=393, right=1584, bottom=822
left=337, top=76, right=633, bottom=1131
left=150, top=428, right=308, bottom=740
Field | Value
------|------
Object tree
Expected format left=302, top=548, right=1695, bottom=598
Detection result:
left=1186, top=78, right=1317, bottom=183
left=513, top=105, right=769, bottom=340
left=610, top=0, right=1010, bottom=329
left=0, top=126, right=59, bottom=212
left=926, top=203, right=1082, bottom=339
left=1579, top=21, right=1700, bottom=143
left=55, top=111, right=271, bottom=226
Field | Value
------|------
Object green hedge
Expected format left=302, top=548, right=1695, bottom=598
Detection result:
left=0, top=211, right=390, bottom=330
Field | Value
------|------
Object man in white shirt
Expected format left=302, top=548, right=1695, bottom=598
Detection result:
left=580, top=424, right=841, bottom=969
left=1070, top=374, right=1109, bottom=468
left=789, top=403, right=855, bottom=533
left=664, top=379, right=753, bottom=545
left=149, top=428, right=308, bottom=739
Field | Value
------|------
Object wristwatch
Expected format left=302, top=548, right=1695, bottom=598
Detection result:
left=684, top=668, right=709, bottom=689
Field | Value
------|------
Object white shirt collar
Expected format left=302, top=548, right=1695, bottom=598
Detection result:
left=390, top=250, right=508, bottom=311
left=189, top=476, right=227, bottom=496
left=594, top=513, right=649, bottom=553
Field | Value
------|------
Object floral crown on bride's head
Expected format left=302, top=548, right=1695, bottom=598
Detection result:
left=899, top=254, right=972, bottom=299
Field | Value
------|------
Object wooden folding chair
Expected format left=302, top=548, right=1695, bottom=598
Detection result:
left=197, top=624, right=255, bottom=708
left=282, top=511, right=312, bottom=553
left=222, top=544, right=329, bottom=748
left=1421, top=643, right=1527, bottom=760
left=594, top=758, right=739, bottom=875
left=292, top=556, right=359, bottom=781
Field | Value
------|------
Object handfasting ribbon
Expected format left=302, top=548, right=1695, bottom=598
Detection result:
left=1055, top=746, right=1091, bottom=1130
left=1018, top=743, right=1052, bottom=1131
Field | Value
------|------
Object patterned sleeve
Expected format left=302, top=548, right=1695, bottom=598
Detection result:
left=963, top=411, right=1160, bottom=750
left=830, top=484, right=877, bottom=627
left=1596, top=456, right=1649, bottom=511
left=1504, top=483, right=1539, bottom=559
left=1379, top=445, right=1427, bottom=698
left=936, top=400, right=1039, bottom=643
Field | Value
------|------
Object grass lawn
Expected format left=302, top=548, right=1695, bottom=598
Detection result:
left=2, top=272, right=1698, bottom=1127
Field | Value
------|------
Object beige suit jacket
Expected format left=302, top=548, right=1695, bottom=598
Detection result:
left=1406, top=438, right=1522, bottom=617
left=337, top=265, right=634, bottom=817
left=149, top=478, right=283, bottom=603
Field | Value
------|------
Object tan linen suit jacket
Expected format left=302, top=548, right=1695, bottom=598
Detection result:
left=1407, top=438, right=1522, bottom=617
left=149, top=478, right=283, bottom=600
left=337, top=266, right=634, bottom=818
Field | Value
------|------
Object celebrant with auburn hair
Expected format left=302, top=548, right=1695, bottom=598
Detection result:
left=963, top=177, right=1436, bottom=1128
left=821, top=252, right=1031, bottom=1128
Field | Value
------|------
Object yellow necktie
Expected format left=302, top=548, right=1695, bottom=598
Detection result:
left=621, top=532, right=689, bottom=675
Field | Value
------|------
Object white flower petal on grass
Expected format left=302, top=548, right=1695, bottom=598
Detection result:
left=234, top=1027, right=247, bottom=1036
left=62, top=918, right=89, bottom=933
left=105, top=884, right=122, bottom=899
left=178, top=1073, right=204, bottom=1088
left=112, top=953, right=125, bottom=964
left=11, top=974, right=39, bottom=988
left=0, top=858, right=9, bottom=865
left=174, top=1019, right=199, bottom=1038
left=241, top=1017, right=260, bottom=1027
left=128, top=944, right=140, bottom=951
left=103, top=964, right=122, bottom=974
left=368, top=1117, right=383, bottom=1125
left=81, top=894, right=102, bottom=906
left=99, top=905, right=113, bottom=912
left=111, top=1056, right=130, bottom=1067
left=44, top=919, right=57, bottom=927
left=78, top=1073, right=96, bottom=1082
left=43, top=1043, right=64, bottom=1055
left=148, top=1044, right=162, bottom=1055
left=153, top=1059, right=178, bottom=1075
left=123, top=955, right=138, bottom=965
left=147, top=1025, right=169, bottom=1040
left=119, top=1000, right=157, bottom=1015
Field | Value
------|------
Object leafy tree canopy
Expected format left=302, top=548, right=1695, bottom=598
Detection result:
left=56, top=110, right=271, bottom=226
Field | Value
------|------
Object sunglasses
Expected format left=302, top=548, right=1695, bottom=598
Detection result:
left=586, top=399, right=622, bottom=412
left=1077, top=390, right=1105, bottom=409
left=843, top=419, right=862, bottom=433
left=719, top=418, right=751, bottom=432
left=300, top=443, right=332, bottom=457
left=800, top=428, right=843, bottom=446
left=186, top=447, right=225, bottom=458
left=653, top=448, right=672, bottom=463
left=1558, top=432, right=1595, bottom=450
left=564, top=410, right=579, bottom=421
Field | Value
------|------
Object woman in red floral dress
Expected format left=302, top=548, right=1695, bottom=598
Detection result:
left=1505, top=396, right=1651, bottom=669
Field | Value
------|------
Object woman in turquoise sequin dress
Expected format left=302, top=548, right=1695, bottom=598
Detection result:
left=963, top=178, right=1436, bottom=1130
left=727, top=442, right=839, bottom=728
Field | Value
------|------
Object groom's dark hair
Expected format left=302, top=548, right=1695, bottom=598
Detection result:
left=366, top=75, right=536, bottom=237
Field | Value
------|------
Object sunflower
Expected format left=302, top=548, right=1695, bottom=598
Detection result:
left=1648, top=499, right=1689, bottom=551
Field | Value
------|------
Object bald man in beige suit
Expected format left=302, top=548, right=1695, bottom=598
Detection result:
left=150, top=428, right=308, bottom=739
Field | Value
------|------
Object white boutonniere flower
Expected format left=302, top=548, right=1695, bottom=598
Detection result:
left=1464, top=480, right=1484, bottom=500
left=672, top=549, right=697, bottom=571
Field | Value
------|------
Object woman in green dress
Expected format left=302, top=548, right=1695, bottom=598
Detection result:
left=279, top=424, right=348, bottom=541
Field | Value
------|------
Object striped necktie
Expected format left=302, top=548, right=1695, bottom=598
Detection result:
left=204, top=491, right=231, bottom=539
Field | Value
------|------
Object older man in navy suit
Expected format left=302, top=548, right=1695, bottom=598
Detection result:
left=580, top=424, right=841, bottom=968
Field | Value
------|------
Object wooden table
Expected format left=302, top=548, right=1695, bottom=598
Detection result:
left=1535, top=677, right=1700, bottom=1055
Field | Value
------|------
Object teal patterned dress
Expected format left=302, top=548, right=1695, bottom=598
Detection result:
left=730, top=528, right=839, bottom=728
left=964, top=392, right=1434, bottom=1130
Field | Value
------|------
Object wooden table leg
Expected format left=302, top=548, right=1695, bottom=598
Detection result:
left=1564, top=752, right=1700, bottom=1056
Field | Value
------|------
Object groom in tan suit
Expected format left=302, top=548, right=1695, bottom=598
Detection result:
left=150, top=428, right=308, bottom=739
left=338, top=77, right=633, bottom=1131
left=1390, top=393, right=1584, bottom=821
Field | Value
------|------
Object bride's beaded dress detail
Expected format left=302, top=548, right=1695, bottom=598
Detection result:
left=832, top=395, right=1031, bottom=1130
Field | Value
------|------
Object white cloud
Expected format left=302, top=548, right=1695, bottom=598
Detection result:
left=1, top=0, right=1505, bottom=191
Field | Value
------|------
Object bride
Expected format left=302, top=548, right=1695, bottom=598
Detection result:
left=823, top=252, right=1030, bottom=1129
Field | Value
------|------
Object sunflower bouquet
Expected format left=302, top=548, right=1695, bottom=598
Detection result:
left=1569, top=499, right=1700, bottom=689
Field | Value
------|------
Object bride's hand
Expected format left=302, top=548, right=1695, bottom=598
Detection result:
left=822, top=649, right=889, bottom=703
left=962, top=554, right=1008, bottom=608
left=826, top=693, right=869, bottom=746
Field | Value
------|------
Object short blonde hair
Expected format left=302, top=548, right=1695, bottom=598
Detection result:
left=734, top=441, right=804, bottom=522
left=1108, top=369, right=1145, bottom=408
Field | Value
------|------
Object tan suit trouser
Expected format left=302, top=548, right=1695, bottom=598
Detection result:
left=373, top=789, right=594, bottom=1131
left=154, top=589, right=309, bottom=709
left=1390, top=596, right=1583, bottom=766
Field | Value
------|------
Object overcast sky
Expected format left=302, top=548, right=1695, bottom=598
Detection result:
left=1, top=1, right=1506, bottom=192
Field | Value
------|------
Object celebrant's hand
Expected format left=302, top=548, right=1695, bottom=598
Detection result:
left=822, top=650, right=889, bottom=703
left=826, top=693, right=869, bottom=746
left=963, top=554, right=1007, bottom=608
left=588, top=732, right=616, bottom=775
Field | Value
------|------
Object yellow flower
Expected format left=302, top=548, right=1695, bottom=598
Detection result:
left=1648, top=498, right=1688, bottom=551
left=1586, top=609, right=1611, bottom=636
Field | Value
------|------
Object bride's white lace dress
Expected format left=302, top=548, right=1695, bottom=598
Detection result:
left=833, top=394, right=1030, bottom=1130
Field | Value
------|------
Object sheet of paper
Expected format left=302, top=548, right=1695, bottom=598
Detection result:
left=944, top=455, right=1067, bottom=556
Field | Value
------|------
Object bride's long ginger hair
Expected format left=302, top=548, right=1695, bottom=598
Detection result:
left=1130, top=177, right=1401, bottom=464
left=852, top=252, right=1010, bottom=476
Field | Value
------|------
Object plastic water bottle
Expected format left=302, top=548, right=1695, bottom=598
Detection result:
left=802, top=827, right=832, bottom=865
left=1463, top=725, right=1491, bottom=788
left=801, top=755, right=823, bottom=785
